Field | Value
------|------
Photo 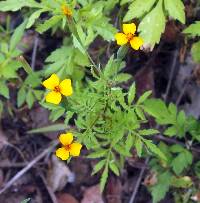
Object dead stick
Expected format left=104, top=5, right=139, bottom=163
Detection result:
left=0, top=141, right=58, bottom=195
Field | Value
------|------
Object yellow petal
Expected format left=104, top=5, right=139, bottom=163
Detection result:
left=123, top=23, right=136, bottom=35
left=56, top=147, right=70, bottom=160
left=59, top=133, right=73, bottom=146
left=115, top=33, right=128, bottom=46
left=45, top=91, right=62, bottom=104
left=59, top=79, right=73, bottom=96
left=42, top=74, right=60, bottom=90
left=130, top=36, right=144, bottom=50
left=69, top=143, right=82, bottom=157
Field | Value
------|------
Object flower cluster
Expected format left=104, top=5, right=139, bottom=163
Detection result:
left=61, top=4, right=72, bottom=17
left=115, top=23, right=143, bottom=50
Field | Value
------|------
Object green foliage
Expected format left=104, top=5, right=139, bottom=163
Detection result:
left=124, top=0, right=186, bottom=48
left=183, top=21, right=200, bottom=37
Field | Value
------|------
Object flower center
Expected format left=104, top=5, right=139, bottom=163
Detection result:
left=54, top=86, right=61, bottom=93
left=62, top=5, right=72, bottom=17
left=65, top=144, right=71, bottom=151
left=126, top=33, right=134, bottom=41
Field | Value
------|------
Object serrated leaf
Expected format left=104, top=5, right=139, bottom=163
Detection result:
left=143, top=139, right=166, bottom=160
left=114, top=73, right=131, bottom=83
left=164, top=0, right=185, bottom=23
left=164, top=126, right=177, bottom=137
left=92, top=159, right=106, bottom=175
left=36, top=15, right=62, bottom=33
left=183, top=21, right=200, bottom=37
left=137, top=90, right=152, bottom=104
left=87, top=149, right=107, bottom=159
left=125, top=133, right=133, bottom=151
left=100, top=165, right=108, bottom=192
left=135, top=137, right=142, bottom=157
left=109, top=161, right=120, bottom=176
left=128, top=83, right=136, bottom=105
left=151, top=171, right=171, bottom=203
left=124, top=0, right=157, bottom=21
left=72, top=34, right=86, bottom=55
left=139, top=129, right=159, bottom=136
left=10, top=20, right=27, bottom=51
left=138, top=0, right=165, bottom=48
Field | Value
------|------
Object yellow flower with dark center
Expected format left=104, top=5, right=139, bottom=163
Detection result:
left=42, top=74, right=73, bottom=105
left=115, top=23, right=144, bottom=50
left=61, top=4, right=72, bottom=17
left=56, top=133, right=82, bottom=160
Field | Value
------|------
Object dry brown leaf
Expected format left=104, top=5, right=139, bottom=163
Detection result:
left=81, top=184, right=104, bottom=203
left=47, top=155, right=75, bottom=192
left=144, top=171, right=157, bottom=186
left=57, top=193, right=79, bottom=203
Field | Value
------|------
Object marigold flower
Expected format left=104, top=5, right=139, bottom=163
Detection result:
left=56, top=132, right=82, bottom=160
left=42, top=74, right=73, bottom=105
left=115, top=23, right=143, bottom=50
left=61, top=4, right=72, bottom=17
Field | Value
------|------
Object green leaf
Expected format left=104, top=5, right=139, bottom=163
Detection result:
left=17, top=86, right=26, bottom=107
left=164, top=0, right=185, bottom=23
left=109, top=161, right=120, bottom=176
left=27, top=124, right=68, bottom=134
left=151, top=171, right=171, bottom=203
left=124, top=0, right=157, bottom=21
left=139, top=129, right=159, bottom=136
left=191, top=41, right=200, bottom=63
left=10, top=20, right=27, bottom=51
left=143, top=139, right=166, bottom=160
left=137, top=90, right=152, bottom=104
left=171, top=176, right=193, bottom=188
left=87, top=149, right=107, bottom=158
left=92, top=159, right=106, bottom=175
left=36, top=15, right=63, bottom=33
left=114, top=144, right=132, bottom=157
left=0, top=81, right=9, bottom=99
left=125, top=133, right=133, bottom=151
left=138, top=0, right=165, bottom=48
left=26, top=90, right=35, bottom=108
left=27, top=9, right=45, bottom=28
left=135, top=137, right=143, bottom=157
left=164, top=126, right=177, bottom=137
left=183, top=21, right=200, bottom=37
left=72, top=34, right=86, bottom=55
left=0, top=0, right=38, bottom=11
left=128, top=83, right=136, bottom=105
left=114, top=73, right=131, bottom=83
left=100, top=165, right=108, bottom=192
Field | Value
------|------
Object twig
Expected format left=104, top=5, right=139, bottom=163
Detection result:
left=128, top=158, right=149, bottom=203
left=31, top=34, right=39, bottom=71
left=164, top=50, right=179, bottom=102
left=176, top=79, right=190, bottom=106
left=37, top=170, right=58, bottom=203
left=0, top=141, right=58, bottom=195
left=0, top=162, right=44, bottom=168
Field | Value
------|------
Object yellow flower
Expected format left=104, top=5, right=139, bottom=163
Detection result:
left=61, top=4, right=72, bottom=17
left=115, top=23, right=143, bottom=50
left=42, top=74, right=73, bottom=105
left=56, top=132, right=82, bottom=160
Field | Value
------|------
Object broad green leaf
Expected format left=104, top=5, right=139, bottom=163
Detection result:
left=151, top=171, right=171, bottom=203
left=164, top=0, right=185, bottom=23
left=164, top=126, right=177, bottom=137
left=72, top=34, right=86, bottom=55
left=171, top=176, right=193, bottom=188
left=36, top=15, right=63, bottom=33
left=183, top=21, right=200, bottom=37
left=124, top=0, right=157, bottom=21
left=114, top=73, right=131, bottom=83
left=138, top=0, right=165, bottom=48
left=26, top=90, right=35, bottom=108
left=10, top=20, right=27, bottom=51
